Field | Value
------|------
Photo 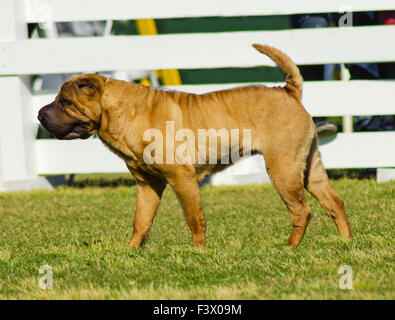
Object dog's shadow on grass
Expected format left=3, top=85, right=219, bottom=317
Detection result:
left=60, top=172, right=213, bottom=189
left=66, top=174, right=137, bottom=189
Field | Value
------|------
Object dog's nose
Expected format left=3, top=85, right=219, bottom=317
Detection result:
left=38, top=108, right=47, bottom=124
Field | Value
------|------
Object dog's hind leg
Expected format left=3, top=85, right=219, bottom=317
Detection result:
left=265, top=155, right=313, bottom=247
left=304, top=138, right=352, bottom=240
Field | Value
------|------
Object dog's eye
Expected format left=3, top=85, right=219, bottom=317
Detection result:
left=60, top=99, right=71, bottom=110
left=78, top=81, right=91, bottom=89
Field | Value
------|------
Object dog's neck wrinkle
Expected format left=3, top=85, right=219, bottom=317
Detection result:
left=101, top=79, right=156, bottom=116
left=98, top=105, right=140, bottom=164
left=98, top=82, right=163, bottom=173
left=98, top=126, right=137, bottom=164
left=98, top=80, right=149, bottom=160
left=98, top=109, right=125, bottom=141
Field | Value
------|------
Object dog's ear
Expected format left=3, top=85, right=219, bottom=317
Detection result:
left=75, top=74, right=106, bottom=95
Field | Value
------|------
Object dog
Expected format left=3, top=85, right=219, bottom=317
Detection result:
left=38, top=44, right=352, bottom=248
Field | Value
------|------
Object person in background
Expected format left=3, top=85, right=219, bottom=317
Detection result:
left=345, top=12, right=380, bottom=80
left=295, top=12, right=395, bottom=134
left=379, top=11, right=395, bottom=79
left=294, top=14, right=338, bottom=136
left=352, top=11, right=395, bottom=132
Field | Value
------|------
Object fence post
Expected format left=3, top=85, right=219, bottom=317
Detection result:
left=0, top=0, right=52, bottom=192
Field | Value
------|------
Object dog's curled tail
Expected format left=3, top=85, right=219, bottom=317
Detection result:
left=252, top=44, right=303, bottom=100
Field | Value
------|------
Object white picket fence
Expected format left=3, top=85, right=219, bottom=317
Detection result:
left=1, top=0, right=395, bottom=191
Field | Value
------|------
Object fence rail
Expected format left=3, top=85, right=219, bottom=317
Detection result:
left=1, top=0, right=395, bottom=191
left=1, top=26, right=395, bottom=75
left=24, top=0, right=395, bottom=22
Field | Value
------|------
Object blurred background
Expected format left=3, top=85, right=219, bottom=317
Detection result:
left=1, top=0, right=395, bottom=190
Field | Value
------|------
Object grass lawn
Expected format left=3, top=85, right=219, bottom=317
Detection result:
left=0, top=176, right=393, bottom=299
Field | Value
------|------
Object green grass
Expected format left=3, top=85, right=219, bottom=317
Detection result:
left=0, top=177, right=394, bottom=299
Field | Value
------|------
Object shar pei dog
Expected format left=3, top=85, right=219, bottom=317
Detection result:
left=38, top=44, right=352, bottom=248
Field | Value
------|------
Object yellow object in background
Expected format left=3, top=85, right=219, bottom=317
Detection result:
left=135, top=19, right=158, bottom=35
left=139, top=78, right=151, bottom=87
left=135, top=19, right=182, bottom=86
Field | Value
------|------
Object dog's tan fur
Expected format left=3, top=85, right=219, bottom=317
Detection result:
left=38, top=44, right=352, bottom=247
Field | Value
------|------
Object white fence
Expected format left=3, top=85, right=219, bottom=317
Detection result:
left=0, top=0, right=395, bottom=191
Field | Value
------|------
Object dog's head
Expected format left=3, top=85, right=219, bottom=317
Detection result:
left=38, top=74, right=106, bottom=140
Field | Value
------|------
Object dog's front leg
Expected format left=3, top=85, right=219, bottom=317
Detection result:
left=165, top=167, right=206, bottom=247
left=129, top=172, right=167, bottom=248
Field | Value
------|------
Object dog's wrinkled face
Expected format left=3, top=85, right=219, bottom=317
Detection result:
left=38, top=74, right=105, bottom=140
